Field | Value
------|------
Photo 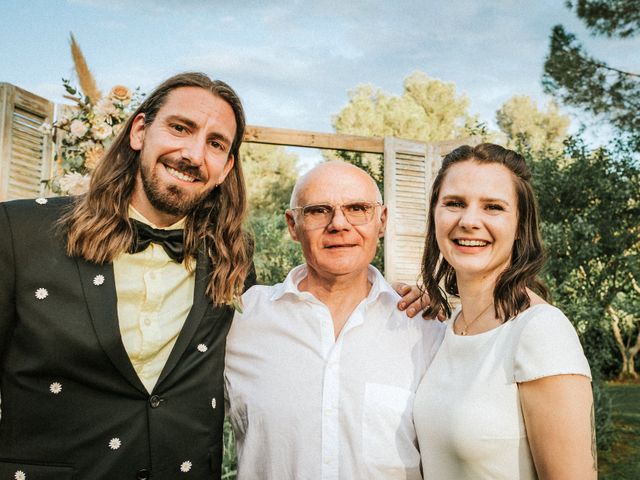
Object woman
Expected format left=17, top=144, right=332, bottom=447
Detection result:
left=413, top=143, right=595, bottom=479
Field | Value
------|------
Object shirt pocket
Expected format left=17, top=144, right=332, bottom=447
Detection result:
left=0, top=460, right=75, bottom=479
left=362, top=383, right=420, bottom=471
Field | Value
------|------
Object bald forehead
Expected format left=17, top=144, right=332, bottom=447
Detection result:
left=290, top=162, right=382, bottom=207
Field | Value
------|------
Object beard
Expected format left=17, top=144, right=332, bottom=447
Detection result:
left=139, top=154, right=216, bottom=217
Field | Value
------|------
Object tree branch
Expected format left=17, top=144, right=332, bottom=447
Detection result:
left=589, top=59, right=640, bottom=78
left=608, top=305, right=628, bottom=360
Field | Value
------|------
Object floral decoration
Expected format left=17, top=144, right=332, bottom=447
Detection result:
left=35, top=288, right=49, bottom=300
left=50, top=382, right=63, bottom=394
left=45, top=79, right=142, bottom=195
left=108, top=437, right=122, bottom=450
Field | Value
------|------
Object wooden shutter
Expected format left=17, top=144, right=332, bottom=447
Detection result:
left=383, top=136, right=480, bottom=285
left=0, top=83, right=55, bottom=201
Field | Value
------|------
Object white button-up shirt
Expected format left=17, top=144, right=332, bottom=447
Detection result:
left=225, top=265, right=445, bottom=480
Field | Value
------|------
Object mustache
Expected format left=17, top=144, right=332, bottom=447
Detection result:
left=159, top=155, right=205, bottom=181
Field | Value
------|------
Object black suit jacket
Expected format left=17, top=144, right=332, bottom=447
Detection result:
left=0, top=197, right=254, bottom=479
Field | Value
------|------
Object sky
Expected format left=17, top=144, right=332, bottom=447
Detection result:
left=2, top=0, right=639, bottom=168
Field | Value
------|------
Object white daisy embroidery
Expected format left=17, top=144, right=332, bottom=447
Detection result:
left=211, top=397, right=216, bottom=410
left=108, top=437, right=121, bottom=450
left=14, top=471, right=26, bottom=480
left=35, top=197, right=48, bottom=205
left=35, top=288, right=48, bottom=300
left=180, top=461, right=192, bottom=473
left=49, top=382, right=62, bottom=394
left=93, top=274, right=105, bottom=286
left=197, top=343, right=208, bottom=353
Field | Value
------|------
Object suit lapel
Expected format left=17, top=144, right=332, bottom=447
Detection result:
left=154, top=249, right=212, bottom=389
left=76, top=259, right=147, bottom=394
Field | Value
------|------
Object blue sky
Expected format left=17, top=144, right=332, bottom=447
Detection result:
left=2, top=0, right=638, bottom=166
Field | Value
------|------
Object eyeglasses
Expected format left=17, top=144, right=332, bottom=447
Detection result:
left=291, top=201, right=382, bottom=230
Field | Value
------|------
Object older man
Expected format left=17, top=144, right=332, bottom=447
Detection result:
left=225, top=161, right=445, bottom=480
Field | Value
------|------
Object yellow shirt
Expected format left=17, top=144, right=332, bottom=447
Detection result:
left=113, top=206, right=195, bottom=393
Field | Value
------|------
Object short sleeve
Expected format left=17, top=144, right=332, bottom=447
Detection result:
left=513, top=305, right=591, bottom=383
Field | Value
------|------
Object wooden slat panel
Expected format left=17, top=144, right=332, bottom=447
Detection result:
left=383, top=136, right=479, bottom=285
left=0, top=83, right=54, bottom=201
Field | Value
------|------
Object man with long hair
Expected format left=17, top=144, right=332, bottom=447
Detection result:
left=0, top=72, right=254, bottom=479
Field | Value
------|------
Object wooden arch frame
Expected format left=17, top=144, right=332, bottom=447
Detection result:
left=243, top=125, right=477, bottom=284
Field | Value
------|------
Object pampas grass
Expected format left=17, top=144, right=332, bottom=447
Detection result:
left=69, top=32, right=101, bottom=103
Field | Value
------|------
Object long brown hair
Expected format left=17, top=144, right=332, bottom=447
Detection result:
left=60, top=72, right=253, bottom=306
left=421, top=143, right=548, bottom=321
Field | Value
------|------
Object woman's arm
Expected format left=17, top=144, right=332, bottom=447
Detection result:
left=519, top=374, right=596, bottom=480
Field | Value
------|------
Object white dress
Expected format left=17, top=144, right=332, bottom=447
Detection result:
left=413, top=304, right=591, bottom=479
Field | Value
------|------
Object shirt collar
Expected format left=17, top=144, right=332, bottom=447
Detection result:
left=128, top=204, right=187, bottom=230
left=270, top=264, right=399, bottom=309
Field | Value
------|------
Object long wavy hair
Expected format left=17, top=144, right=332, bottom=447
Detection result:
left=421, top=143, right=548, bottom=321
left=60, top=72, right=253, bottom=306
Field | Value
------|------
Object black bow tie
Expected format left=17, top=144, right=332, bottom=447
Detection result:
left=129, top=219, right=185, bottom=263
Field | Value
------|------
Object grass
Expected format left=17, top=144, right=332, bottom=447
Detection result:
left=599, top=382, right=640, bottom=479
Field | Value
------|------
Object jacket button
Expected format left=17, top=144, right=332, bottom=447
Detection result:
left=136, top=469, right=151, bottom=479
left=149, top=395, right=162, bottom=408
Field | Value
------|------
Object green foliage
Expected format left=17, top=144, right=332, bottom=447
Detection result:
left=222, top=417, right=237, bottom=479
left=528, top=137, right=640, bottom=448
left=495, top=96, right=570, bottom=153
left=592, top=376, right=615, bottom=452
left=543, top=7, right=640, bottom=148
left=241, top=142, right=303, bottom=285
left=532, top=137, right=639, bottom=333
left=242, top=143, right=299, bottom=214
left=249, top=213, right=304, bottom=285
left=333, top=72, right=474, bottom=142
left=569, top=0, right=640, bottom=38
left=330, top=72, right=477, bottom=176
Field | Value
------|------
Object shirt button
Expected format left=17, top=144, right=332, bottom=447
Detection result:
left=149, top=395, right=162, bottom=408
left=136, top=469, right=151, bottom=479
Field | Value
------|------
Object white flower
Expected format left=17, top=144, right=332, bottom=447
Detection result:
left=35, top=288, right=48, bottom=300
left=58, top=172, right=90, bottom=195
left=197, top=344, right=208, bottom=353
left=93, top=275, right=105, bottom=286
left=94, top=98, right=117, bottom=117
left=91, top=122, right=113, bottom=141
left=38, top=122, right=52, bottom=135
left=50, top=382, right=62, bottom=394
left=180, top=461, right=192, bottom=473
left=211, top=397, right=217, bottom=410
left=90, top=114, right=109, bottom=128
left=35, top=197, right=48, bottom=205
left=108, top=437, right=121, bottom=450
left=14, top=471, right=26, bottom=480
left=69, top=119, right=89, bottom=139
left=112, top=122, right=125, bottom=138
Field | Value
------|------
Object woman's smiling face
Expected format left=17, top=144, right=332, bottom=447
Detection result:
left=434, top=159, right=519, bottom=284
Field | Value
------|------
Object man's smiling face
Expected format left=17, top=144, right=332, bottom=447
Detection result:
left=129, top=86, right=236, bottom=226
left=286, top=162, right=387, bottom=283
